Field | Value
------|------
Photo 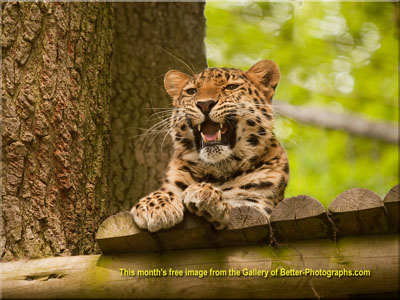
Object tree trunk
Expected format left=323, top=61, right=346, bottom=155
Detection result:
left=1, top=2, right=113, bottom=260
left=110, top=2, right=207, bottom=214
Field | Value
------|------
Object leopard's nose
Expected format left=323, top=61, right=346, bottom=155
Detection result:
left=196, top=100, right=216, bottom=115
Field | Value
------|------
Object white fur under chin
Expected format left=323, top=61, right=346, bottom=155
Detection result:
left=199, top=145, right=232, bottom=164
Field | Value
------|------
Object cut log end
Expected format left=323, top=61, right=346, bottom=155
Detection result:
left=383, top=184, right=399, bottom=204
left=270, top=195, right=330, bottom=241
left=95, top=212, right=141, bottom=240
left=329, top=188, right=383, bottom=213
left=384, top=185, right=400, bottom=233
left=328, top=188, right=388, bottom=235
left=227, top=205, right=269, bottom=230
left=271, top=195, right=325, bottom=222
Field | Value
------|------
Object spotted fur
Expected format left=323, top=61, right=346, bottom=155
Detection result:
left=131, top=60, right=289, bottom=232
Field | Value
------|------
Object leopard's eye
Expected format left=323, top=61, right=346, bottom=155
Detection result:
left=225, top=84, right=239, bottom=90
left=186, top=88, right=197, bottom=95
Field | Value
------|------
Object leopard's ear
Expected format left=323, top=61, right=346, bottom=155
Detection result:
left=246, top=60, right=280, bottom=90
left=164, top=70, right=191, bottom=100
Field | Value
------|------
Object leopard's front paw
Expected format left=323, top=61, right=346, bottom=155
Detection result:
left=130, top=191, right=184, bottom=232
left=183, top=183, right=230, bottom=230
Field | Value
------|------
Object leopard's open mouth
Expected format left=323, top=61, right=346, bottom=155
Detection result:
left=192, top=118, right=237, bottom=150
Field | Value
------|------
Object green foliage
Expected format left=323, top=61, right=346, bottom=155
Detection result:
left=205, top=2, right=398, bottom=207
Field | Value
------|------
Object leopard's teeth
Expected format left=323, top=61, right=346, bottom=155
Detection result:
left=197, top=124, right=201, bottom=131
left=217, top=130, right=221, bottom=141
left=220, top=123, right=223, bottom=129
left=200, top=132, right=206, bottom=143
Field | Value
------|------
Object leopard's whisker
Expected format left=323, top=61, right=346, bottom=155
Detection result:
left=146, top=123, right=172, bottom=150
left=161, top=128, right=173, bottom=151
left=156, top=45, right=196, bottom=76
left=133, top=118, right=174, bottom=149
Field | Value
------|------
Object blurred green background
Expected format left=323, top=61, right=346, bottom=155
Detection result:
left=205, top=2, right=398, bottom=207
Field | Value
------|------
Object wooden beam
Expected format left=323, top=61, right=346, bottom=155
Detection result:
left=2, top=235, right=399, bottom=298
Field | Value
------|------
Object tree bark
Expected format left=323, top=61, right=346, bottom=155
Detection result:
left=1, top=2, right=113, bottom=260
left=110, top=2, right=207, bottom=214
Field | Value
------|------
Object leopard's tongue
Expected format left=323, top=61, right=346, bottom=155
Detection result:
left=201, top=120, right=220, bottom=142
left=204, top=132, right=219, bottom=141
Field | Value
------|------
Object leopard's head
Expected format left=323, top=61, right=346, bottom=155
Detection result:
left=165, top=60, right=280, bottom=165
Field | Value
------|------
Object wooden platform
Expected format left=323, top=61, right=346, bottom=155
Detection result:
left=96, top=185, right=399, bottom=254
left=2, top=185, right=399, bottom=298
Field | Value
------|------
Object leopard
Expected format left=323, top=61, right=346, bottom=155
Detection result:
left=131, top=60, right=289, bottom=232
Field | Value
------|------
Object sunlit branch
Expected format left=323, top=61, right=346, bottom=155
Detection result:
left=273, top=100, right=398, bottom=144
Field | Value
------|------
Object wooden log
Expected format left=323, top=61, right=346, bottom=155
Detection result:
left=214, top=206, right=270, bottom=247
left=96, top=212, right=158, bottom=252
left=270, top=195, right=331, bottom=241
left=328, top=188, right=388, bottom=235
left=152, top=213, right=213, bottom=251
left=2, top=235, right=399, bottom=298
left=96, top=206, right=270, bottom=254
left=383, top=185, right=399, bottom=233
